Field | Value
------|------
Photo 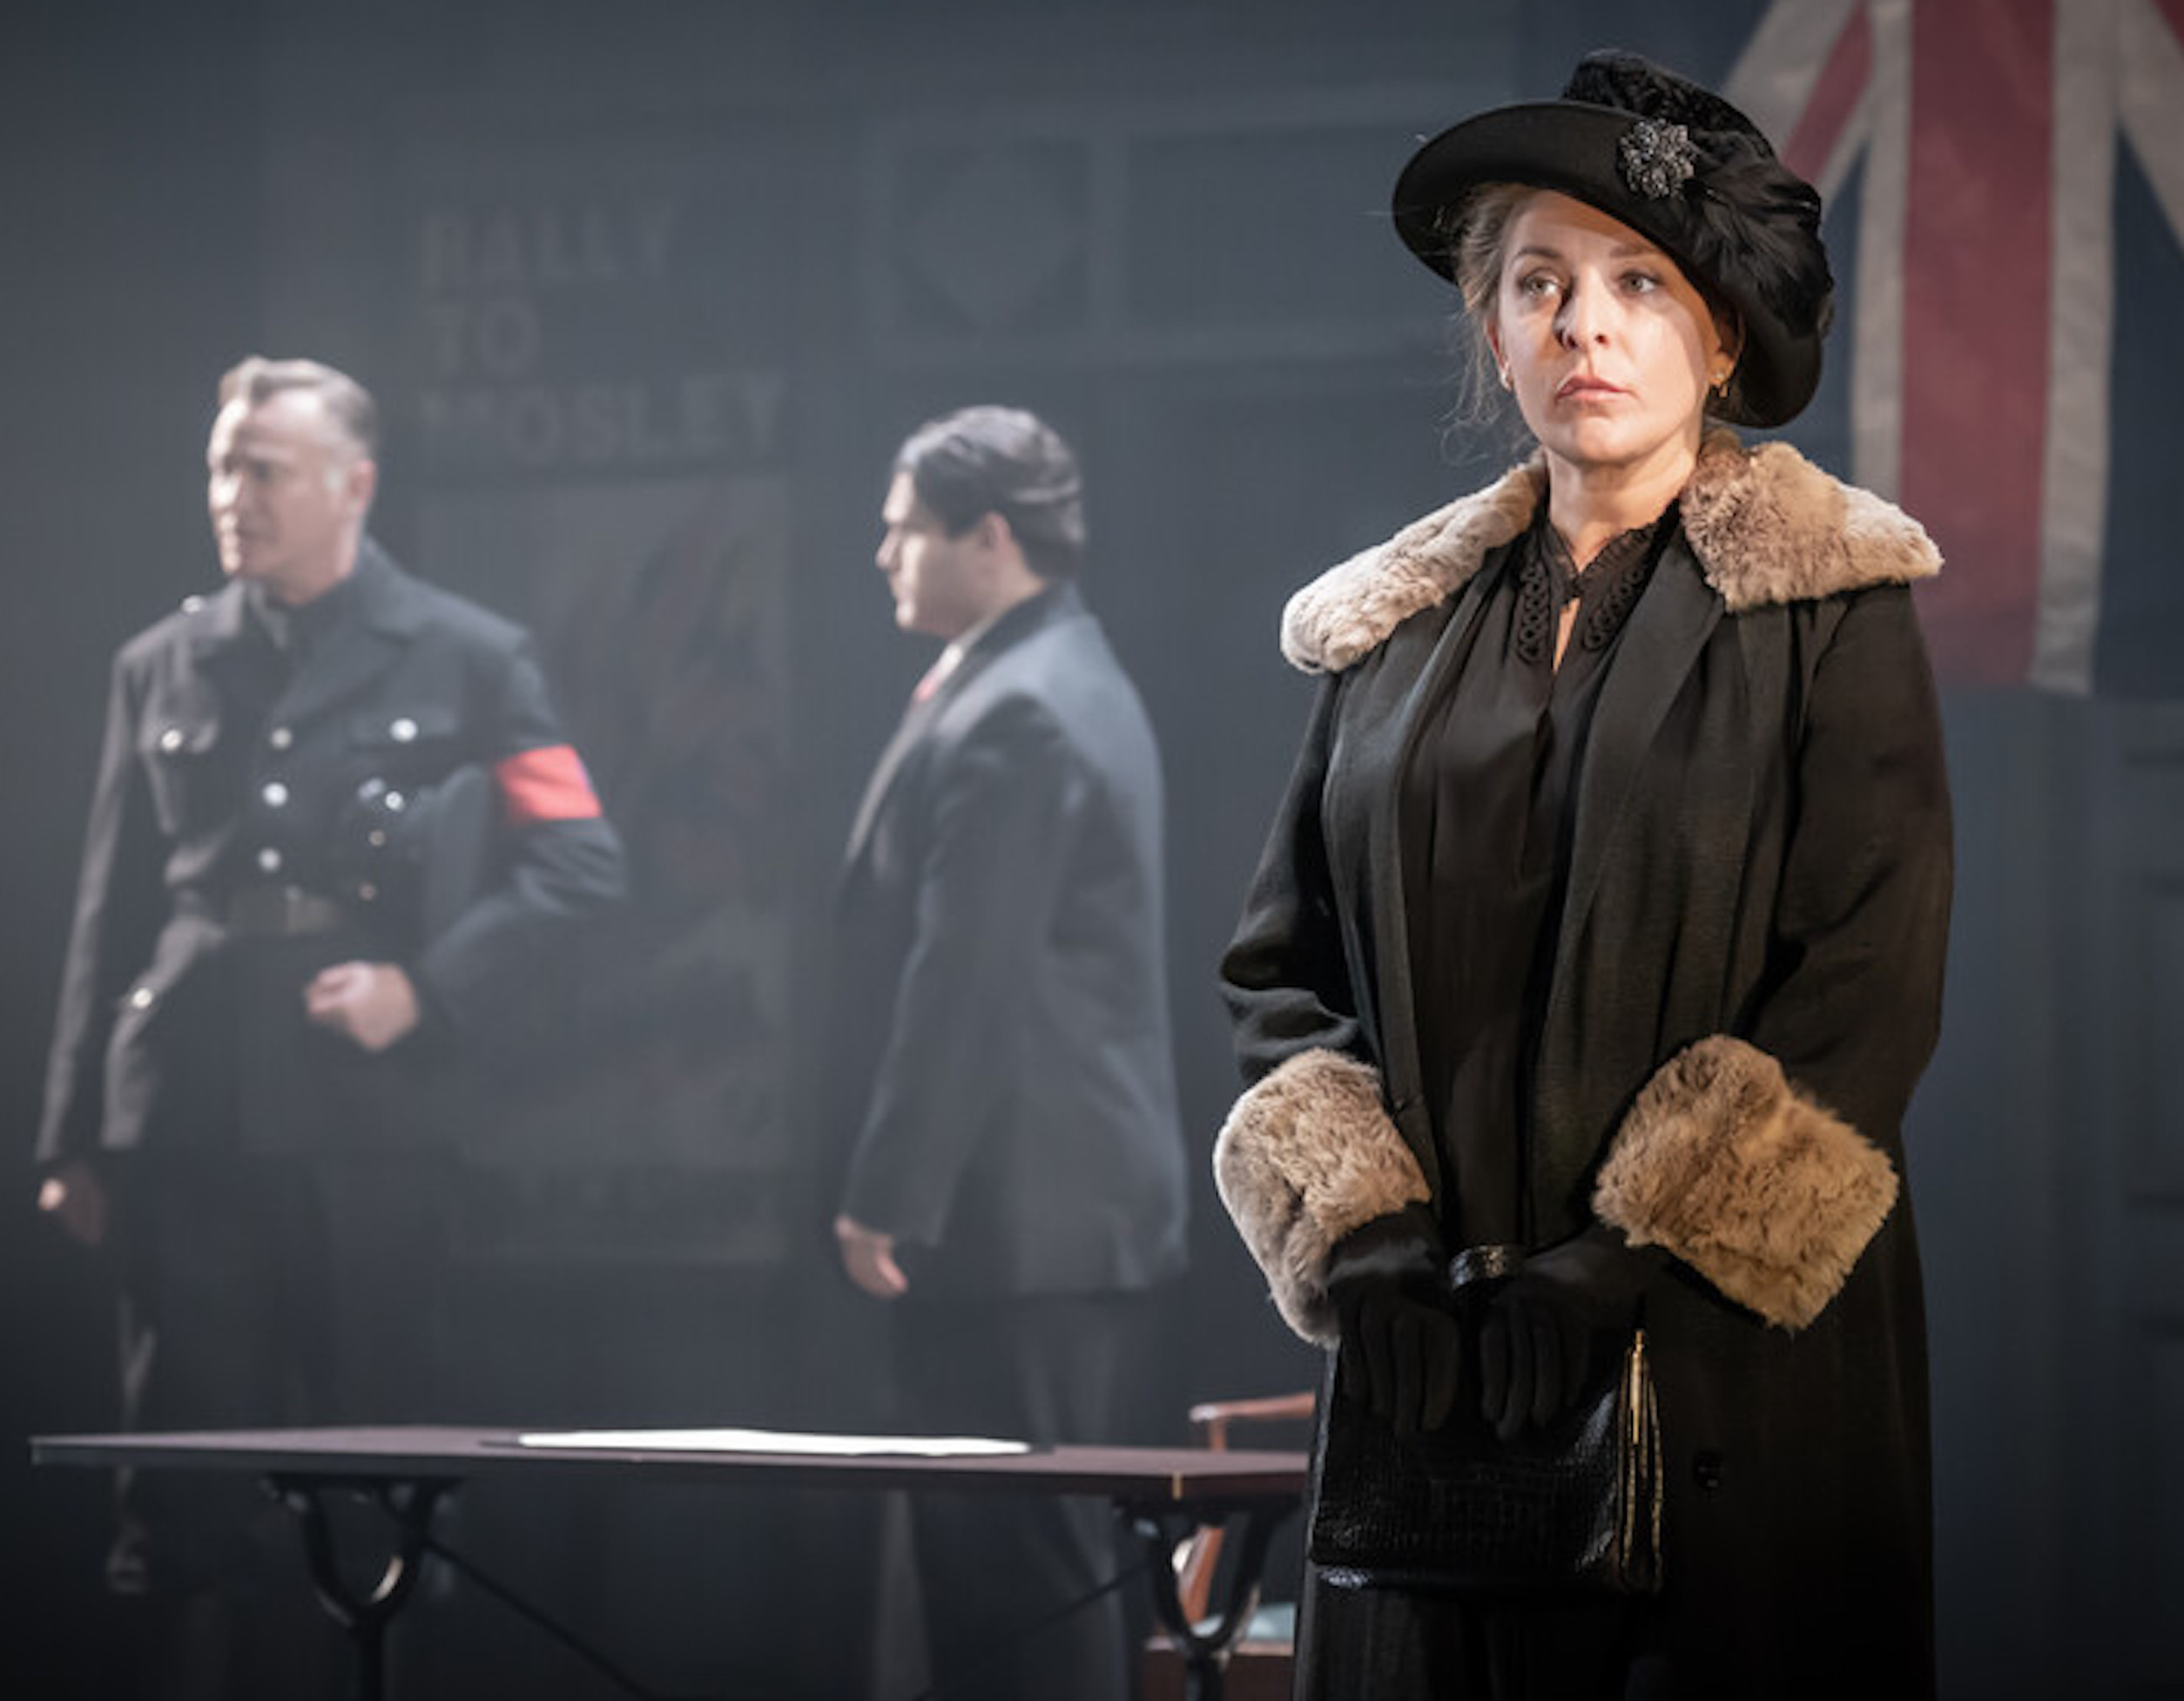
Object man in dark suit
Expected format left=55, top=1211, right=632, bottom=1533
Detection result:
left=33, top=356, right=625, bottom=1693
left=832, top=406, right=1188, bottom=1699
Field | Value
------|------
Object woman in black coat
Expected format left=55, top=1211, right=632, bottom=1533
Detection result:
left=1214, top=51, right=1951, bottom=1700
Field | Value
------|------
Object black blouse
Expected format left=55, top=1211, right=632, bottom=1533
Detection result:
left=1397, top=502, right=1675, bottom=1249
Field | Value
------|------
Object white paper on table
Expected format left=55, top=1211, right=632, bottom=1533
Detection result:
left=512, top=1428, right=1032, bottom=1457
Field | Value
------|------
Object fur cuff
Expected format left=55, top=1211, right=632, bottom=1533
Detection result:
left=1214, top=1049, right=1431, bottom=1345
left=1592, top=1036, right=1898, bottom=1331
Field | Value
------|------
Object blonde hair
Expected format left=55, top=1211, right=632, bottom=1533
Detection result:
left=1439, top=183, right=1743, bottom=426
left=1434, top=184, right=1535, bottom=433
left=1448, top=182, right=1536, bottom=327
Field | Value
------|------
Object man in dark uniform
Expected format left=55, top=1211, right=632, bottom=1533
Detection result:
left=831, top=406, right=1188, bottom=1701
left=32, top=356, right=625, bottom=1691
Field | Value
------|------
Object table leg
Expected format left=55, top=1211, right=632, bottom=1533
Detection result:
left=266, top=1475, right=452, bottom=1701
left=1123, top=1501, right=1292, bottom=1701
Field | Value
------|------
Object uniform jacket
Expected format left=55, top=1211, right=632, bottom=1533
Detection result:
left=834, top=582, right=1189, bottom=1297
left=1215, top=435, right=1952, bottom=1693
left=37, top=543, right=626, bottom=1164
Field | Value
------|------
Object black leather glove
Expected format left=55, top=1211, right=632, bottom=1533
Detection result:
left=1325, top=1207, right=1462, bottom=1434
left=1476, top=1225, right=1653, bottom=1441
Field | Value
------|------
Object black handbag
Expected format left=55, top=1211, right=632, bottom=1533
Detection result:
left=1307, top=1252, right=1664, bottom=1596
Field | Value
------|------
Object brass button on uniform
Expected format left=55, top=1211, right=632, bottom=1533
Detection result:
left=257, top=847, right=283, bottom=874
left=390, top=717, right=419, bottom=743
left=158, top=726, right=185, bottom=753
left=128, top=985, right=155, bottom=1011
left=261, top=781, right=290, bottom=808
left=268, top=726, right=294, bottom=751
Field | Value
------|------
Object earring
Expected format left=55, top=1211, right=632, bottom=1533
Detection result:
left=1498, top=366, right=1513, bottom=391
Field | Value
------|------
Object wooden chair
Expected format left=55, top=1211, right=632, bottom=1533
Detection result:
left=1140, top=1390, right=1315, bottom=1701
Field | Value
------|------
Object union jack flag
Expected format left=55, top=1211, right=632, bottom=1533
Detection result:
left=1725, top=0, right=2184, bottom=693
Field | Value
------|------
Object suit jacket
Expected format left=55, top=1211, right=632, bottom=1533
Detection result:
left=1216, top=435, right=1953, bottom=1692
left=833, top=582, right=1188, bottom=1297
left=37, top=542, right=627, bottom=1164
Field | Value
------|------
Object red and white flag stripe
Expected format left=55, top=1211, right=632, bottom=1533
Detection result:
left=1727, top=0, right=2184, bottom=691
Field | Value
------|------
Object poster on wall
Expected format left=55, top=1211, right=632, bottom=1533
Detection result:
left=396, top=141, right=801, bottom=1264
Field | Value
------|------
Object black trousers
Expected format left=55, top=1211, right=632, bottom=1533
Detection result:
left=113, top=932, right=458, bottom=1519
left=890, top=1290, right=1160, bottom=1701
left=103, top=1147, right=452, bottom=1698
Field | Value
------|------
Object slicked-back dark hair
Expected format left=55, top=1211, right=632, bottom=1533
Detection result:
left=894, top=405, right=1085, bottom=581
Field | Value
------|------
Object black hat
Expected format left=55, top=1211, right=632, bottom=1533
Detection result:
left=1392, top=51, right=1834, bottom=428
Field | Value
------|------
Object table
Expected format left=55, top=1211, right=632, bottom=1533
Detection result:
left=32, top=1425, right=1307, bottom=1701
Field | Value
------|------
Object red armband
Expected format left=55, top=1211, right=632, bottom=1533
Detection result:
left=494, top=745, right=603, bottom=823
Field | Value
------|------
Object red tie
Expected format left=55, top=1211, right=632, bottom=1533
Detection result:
left=911, top=656, right=951, bottom=705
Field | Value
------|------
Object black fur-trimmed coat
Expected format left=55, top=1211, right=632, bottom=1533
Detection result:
left=1216, top=434, right=1951, bottom=1697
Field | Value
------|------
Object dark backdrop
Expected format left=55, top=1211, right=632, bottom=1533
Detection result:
left=4, top=3, right=2179, bottom=1698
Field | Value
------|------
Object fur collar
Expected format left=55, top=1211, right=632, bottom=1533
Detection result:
left=1282, top=432, right=1942, bottom=674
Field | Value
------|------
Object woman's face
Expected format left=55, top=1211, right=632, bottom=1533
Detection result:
left=1487, top=191, right=1735, bottom=482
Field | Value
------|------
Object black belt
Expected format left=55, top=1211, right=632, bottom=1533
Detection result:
left=1448, top=1245, right=1526, bottom=1290
left=226, top=885, right=352, bottom=938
